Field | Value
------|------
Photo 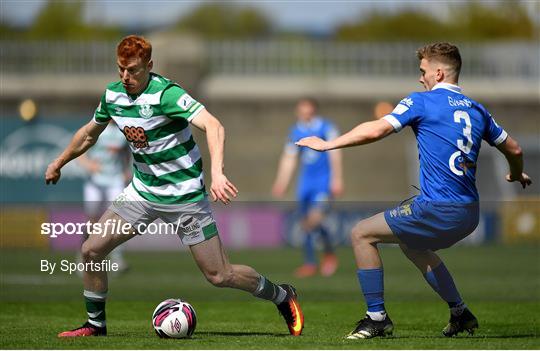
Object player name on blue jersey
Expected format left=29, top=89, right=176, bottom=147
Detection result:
left=447, top=96, right=472, bottom=108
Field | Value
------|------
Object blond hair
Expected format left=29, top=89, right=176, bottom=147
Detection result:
left=417, top=42, right=462, bottom=80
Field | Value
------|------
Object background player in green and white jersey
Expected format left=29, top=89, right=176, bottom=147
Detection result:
left=78, top=123, right=131, bottom=273
left=45, top=35, right=304, bottom=338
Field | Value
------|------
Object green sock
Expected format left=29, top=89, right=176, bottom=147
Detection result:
left=252, top=276, right=287, bottom=304
left=84, top=290, right=107, bottom=327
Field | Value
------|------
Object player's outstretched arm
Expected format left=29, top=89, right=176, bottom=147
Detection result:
left=295, top=119, right=394, bottom=151
left=45, top=120, right=107, bottom=185
left=190, top=109, right=238, bottom=204
left=271, top=152, right=297, bottom=198
left=496, top=136, right=532, bottom=189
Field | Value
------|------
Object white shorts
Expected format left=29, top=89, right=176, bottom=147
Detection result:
left=109, top=183, right=218, bottom=246
left=83, top=180, right=125, bottom=218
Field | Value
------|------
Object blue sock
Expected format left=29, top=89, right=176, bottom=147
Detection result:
left=357, top=268, right=385, bottom=312
left=303, top=232, right=316, bottom=265
left=423, top=263, right=463, bottom=308
left=318, top=226, right=333, bottom=254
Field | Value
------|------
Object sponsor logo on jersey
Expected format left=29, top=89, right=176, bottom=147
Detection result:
left=114, top=106, right=123, bottom=115
left=123, top=126, right=149, bottom=149
left=139, top=104, right=153, bottom=119
left=457, top=155, right=477, bottom=175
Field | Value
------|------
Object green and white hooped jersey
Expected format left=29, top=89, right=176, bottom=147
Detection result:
left=93, top=73, right=206, bottom=204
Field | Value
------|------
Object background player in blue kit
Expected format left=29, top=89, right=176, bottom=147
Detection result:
left=296, top=43, right=532, bottom=339
left=273, top=98, right=344, bottom=277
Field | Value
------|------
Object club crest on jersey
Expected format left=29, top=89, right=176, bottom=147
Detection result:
left=139, top=104, right=153, bottom=119
left=399, top=204, right=412, bottom=216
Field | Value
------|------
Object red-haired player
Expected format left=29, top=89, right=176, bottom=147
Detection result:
left=47, top=35, right=304, bottom=338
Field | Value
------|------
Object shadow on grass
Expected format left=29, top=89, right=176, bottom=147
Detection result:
left=448, top=334, right=537, bottom=339
left=355, top=334, right=538, bottom=340
left=84, top=331, right=288, bottom=338
left=200, top=331, right=289, bottom=337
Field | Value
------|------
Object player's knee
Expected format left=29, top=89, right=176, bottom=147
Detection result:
left=302, top=213, right=323, bottom=231
left=204, top=269, right=234, bottom=288
left=350, top=222, right=372, bottom=244
left=81, top=242, right=106, bottom=263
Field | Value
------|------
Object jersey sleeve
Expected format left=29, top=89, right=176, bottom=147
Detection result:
left=284, top=126, right=299, bottom=155
left=483, top=110, right=508, bottom=146
left=382, top=93, right=424, bottom=132
left=161, top=84, right=205, bottom=122
left=93, top=92, right=111, bottom=125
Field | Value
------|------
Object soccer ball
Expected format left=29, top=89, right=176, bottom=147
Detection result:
left=152, top=298, right=197, bottom=338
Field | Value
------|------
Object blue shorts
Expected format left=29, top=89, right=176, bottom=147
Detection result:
left=298, top=189, right=331, bottom=217
left=384, top=198, right=479, bottom=250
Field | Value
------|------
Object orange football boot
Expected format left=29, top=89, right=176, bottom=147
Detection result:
left=294, top=263, right=317, bottom=278
left=276, top=284, right=304, bottom=336
left=320, top=253, right=339, bottom=277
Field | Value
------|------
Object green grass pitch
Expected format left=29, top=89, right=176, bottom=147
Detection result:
left=1, top=245, right=538, bottom=349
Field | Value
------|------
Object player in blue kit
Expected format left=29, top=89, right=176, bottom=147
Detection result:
left=296, top=43, right=532, bottom=338
left=273, top=98, right=343, bottom=277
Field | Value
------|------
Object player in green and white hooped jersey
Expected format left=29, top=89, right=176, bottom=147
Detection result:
left=46, top=35, right=304, bottom=337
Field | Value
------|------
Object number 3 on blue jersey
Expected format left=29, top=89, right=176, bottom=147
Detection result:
left=449, top=110, right=473, bottom=176
left=382, top=86, right=508, bottom=202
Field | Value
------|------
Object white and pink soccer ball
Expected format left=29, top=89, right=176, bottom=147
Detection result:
left=152, top=299, right=197, bottom=338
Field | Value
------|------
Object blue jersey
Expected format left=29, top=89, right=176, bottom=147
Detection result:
left=383, top=83, right=507, bottom=203
left=285, top=117, right=339, bottom=196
